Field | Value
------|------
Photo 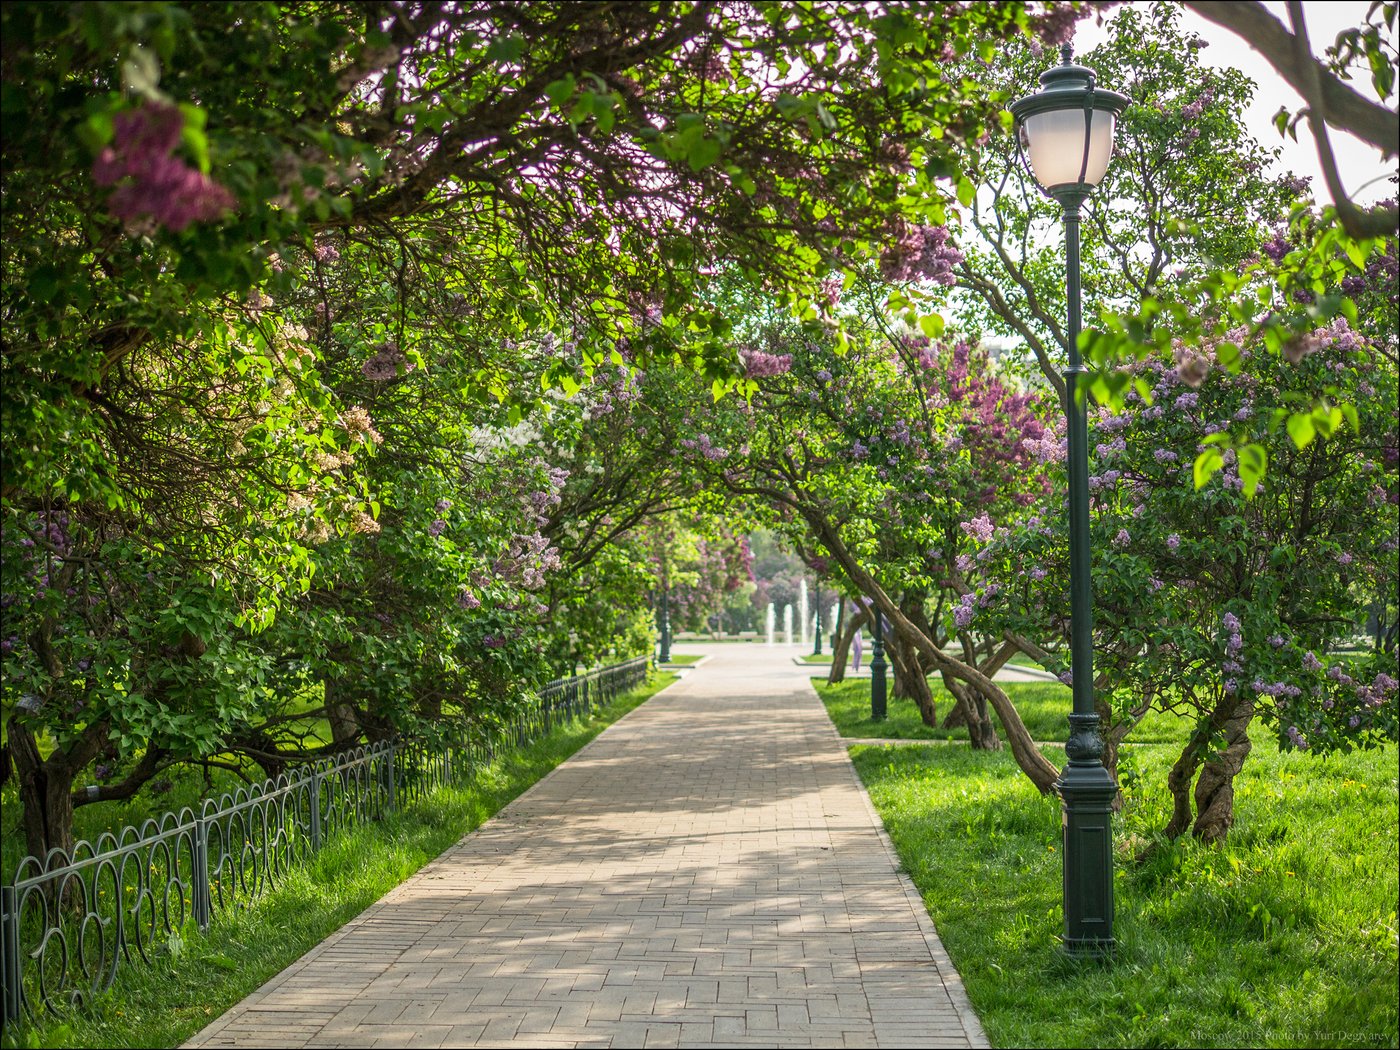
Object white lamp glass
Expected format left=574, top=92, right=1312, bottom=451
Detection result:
left=1023, top=108, right=1116, bottom=189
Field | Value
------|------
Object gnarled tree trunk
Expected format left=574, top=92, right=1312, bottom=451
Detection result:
left=1164, top=693, right=1254, bottom=842
left=1191, top=698, right=1254, bottom=843
left=808, top=518, right=1060, bottom=794
left=886, top=631, right=937, bottom=726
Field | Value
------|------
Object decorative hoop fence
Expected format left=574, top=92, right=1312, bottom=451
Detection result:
left=0, top=655, right=649, bottom=1028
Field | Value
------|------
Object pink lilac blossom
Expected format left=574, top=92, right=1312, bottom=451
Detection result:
left=740, top=349, right=793, bottom=377
left=92, top=104, right=236, bottom=232
left=879, top=222, right=964, bottom=284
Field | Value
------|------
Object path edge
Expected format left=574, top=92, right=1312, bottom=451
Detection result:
left=809, top=682, right=993, bottom=1050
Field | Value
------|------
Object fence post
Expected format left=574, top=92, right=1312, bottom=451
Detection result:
left=192, top=819, right=212, bottom=931
left=385, top=744, right=397, bottom=814
left=2, top=885, right=21, bottom=1026
left=309, top=768, right=323, bottom=852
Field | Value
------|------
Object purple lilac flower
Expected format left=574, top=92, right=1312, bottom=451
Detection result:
left=428, top=519, right=447, bottom=538
left=483, top=634, right=506, bottom=649
left=1286, top=725, right=1308, bottom=750
left=1262, top=231, right=1291, bottom=262
left=879, top=222, right=965, bottom=284
left=92, top=104, right=236, bottom=232
left=1112, top=529, right=1131, bottom=547
left=953, top=593, right=976, bottom=629
left=1058, top=670, right=1073, bottom=686
left=1303, top=651, right=1323, bottom=671
left=457, top=589, right=482, bottom=611
left=1166, top=534, right=1181, bottom=551
left=435, top=499, right=452, bottom=513
left=959, top=515, right=996, bottom=543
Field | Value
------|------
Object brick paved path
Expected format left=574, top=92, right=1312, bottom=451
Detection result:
left=186, top=644, right=987, bottom=1049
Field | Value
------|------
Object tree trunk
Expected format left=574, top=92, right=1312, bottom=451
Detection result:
left=8, top=717, right=105, bottom=861
left=941, top=691, right=969, bottom=729
left=1191, top=698, right=1255, bottom=843
left=325, top=677, right=364, bottom=746
left=827, top=608, right=868, bottom=686
left=806, top=515, right=1061, bottom=793
left=886, top=636, right=937, bottom=726
left=959, top=635, right=1009, bottom=751
left=943, top=676, right=1001, bottom=749
left=1163, top=691, right=1250, bottom=841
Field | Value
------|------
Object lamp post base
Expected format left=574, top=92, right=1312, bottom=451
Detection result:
left=1058, top=722, right=1116, bottom=955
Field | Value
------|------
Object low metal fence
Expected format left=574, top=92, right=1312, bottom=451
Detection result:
left=0, top=655, right=649, bottom=1027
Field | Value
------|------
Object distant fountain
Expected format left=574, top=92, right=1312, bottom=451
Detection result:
left=799, top=580, right=809, bottom=647
left=766, top=603, right=775, bottom=646
left=830, top=603, right=839, bottom=646
left=783, top=604, right=794, bottom=645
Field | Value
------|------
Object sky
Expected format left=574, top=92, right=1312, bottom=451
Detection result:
left=1075, top=1, right=1398, bottom=205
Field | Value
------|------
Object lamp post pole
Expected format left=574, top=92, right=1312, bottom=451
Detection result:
left=869, top=606, right=887, bottom=721
left=1010, top=44, right=1128, bottom=956
left=1056, top=185, right=1117, bottom=955
left=813, top=581, right=824, bottom=656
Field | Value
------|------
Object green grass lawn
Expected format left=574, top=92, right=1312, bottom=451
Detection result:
left=8, top=671, right=677, bottom=1050
left=816, top=677, right=1186, bottom=744
left=800, top=652, right=834, bottom=664
left=658, top=653, right=704, bottom=665
left=849, top=736, right=1399, bottom=1048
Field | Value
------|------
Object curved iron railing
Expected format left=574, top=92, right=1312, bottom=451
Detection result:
left=0, top=655, right=650, bottom=1026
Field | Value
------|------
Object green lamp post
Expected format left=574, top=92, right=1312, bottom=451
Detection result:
left=869, top=604, right=887, bottom=722
left=657, top=564, right=671, bottom=665
left=1010, top=43, right=1128, bottom=956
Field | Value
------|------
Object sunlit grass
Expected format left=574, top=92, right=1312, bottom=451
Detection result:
left=850, top=737, right=1399, bottom=1048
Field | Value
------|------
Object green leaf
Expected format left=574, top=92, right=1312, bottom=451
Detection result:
left=1193, top=448, right=1224, bottom=489
left=956, top=175, right=975, bottom=207
left=1286, top=412, right=1315, bottom=448
left=544, top=75, right=576, bottom=107
left=1237, top=444, right=1267, bottom=498
left=1215, top=341, right=1241, bottom=372
left=686, top=136, right=723, bottom=172
left=918, top=313, right=945, bottom=339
